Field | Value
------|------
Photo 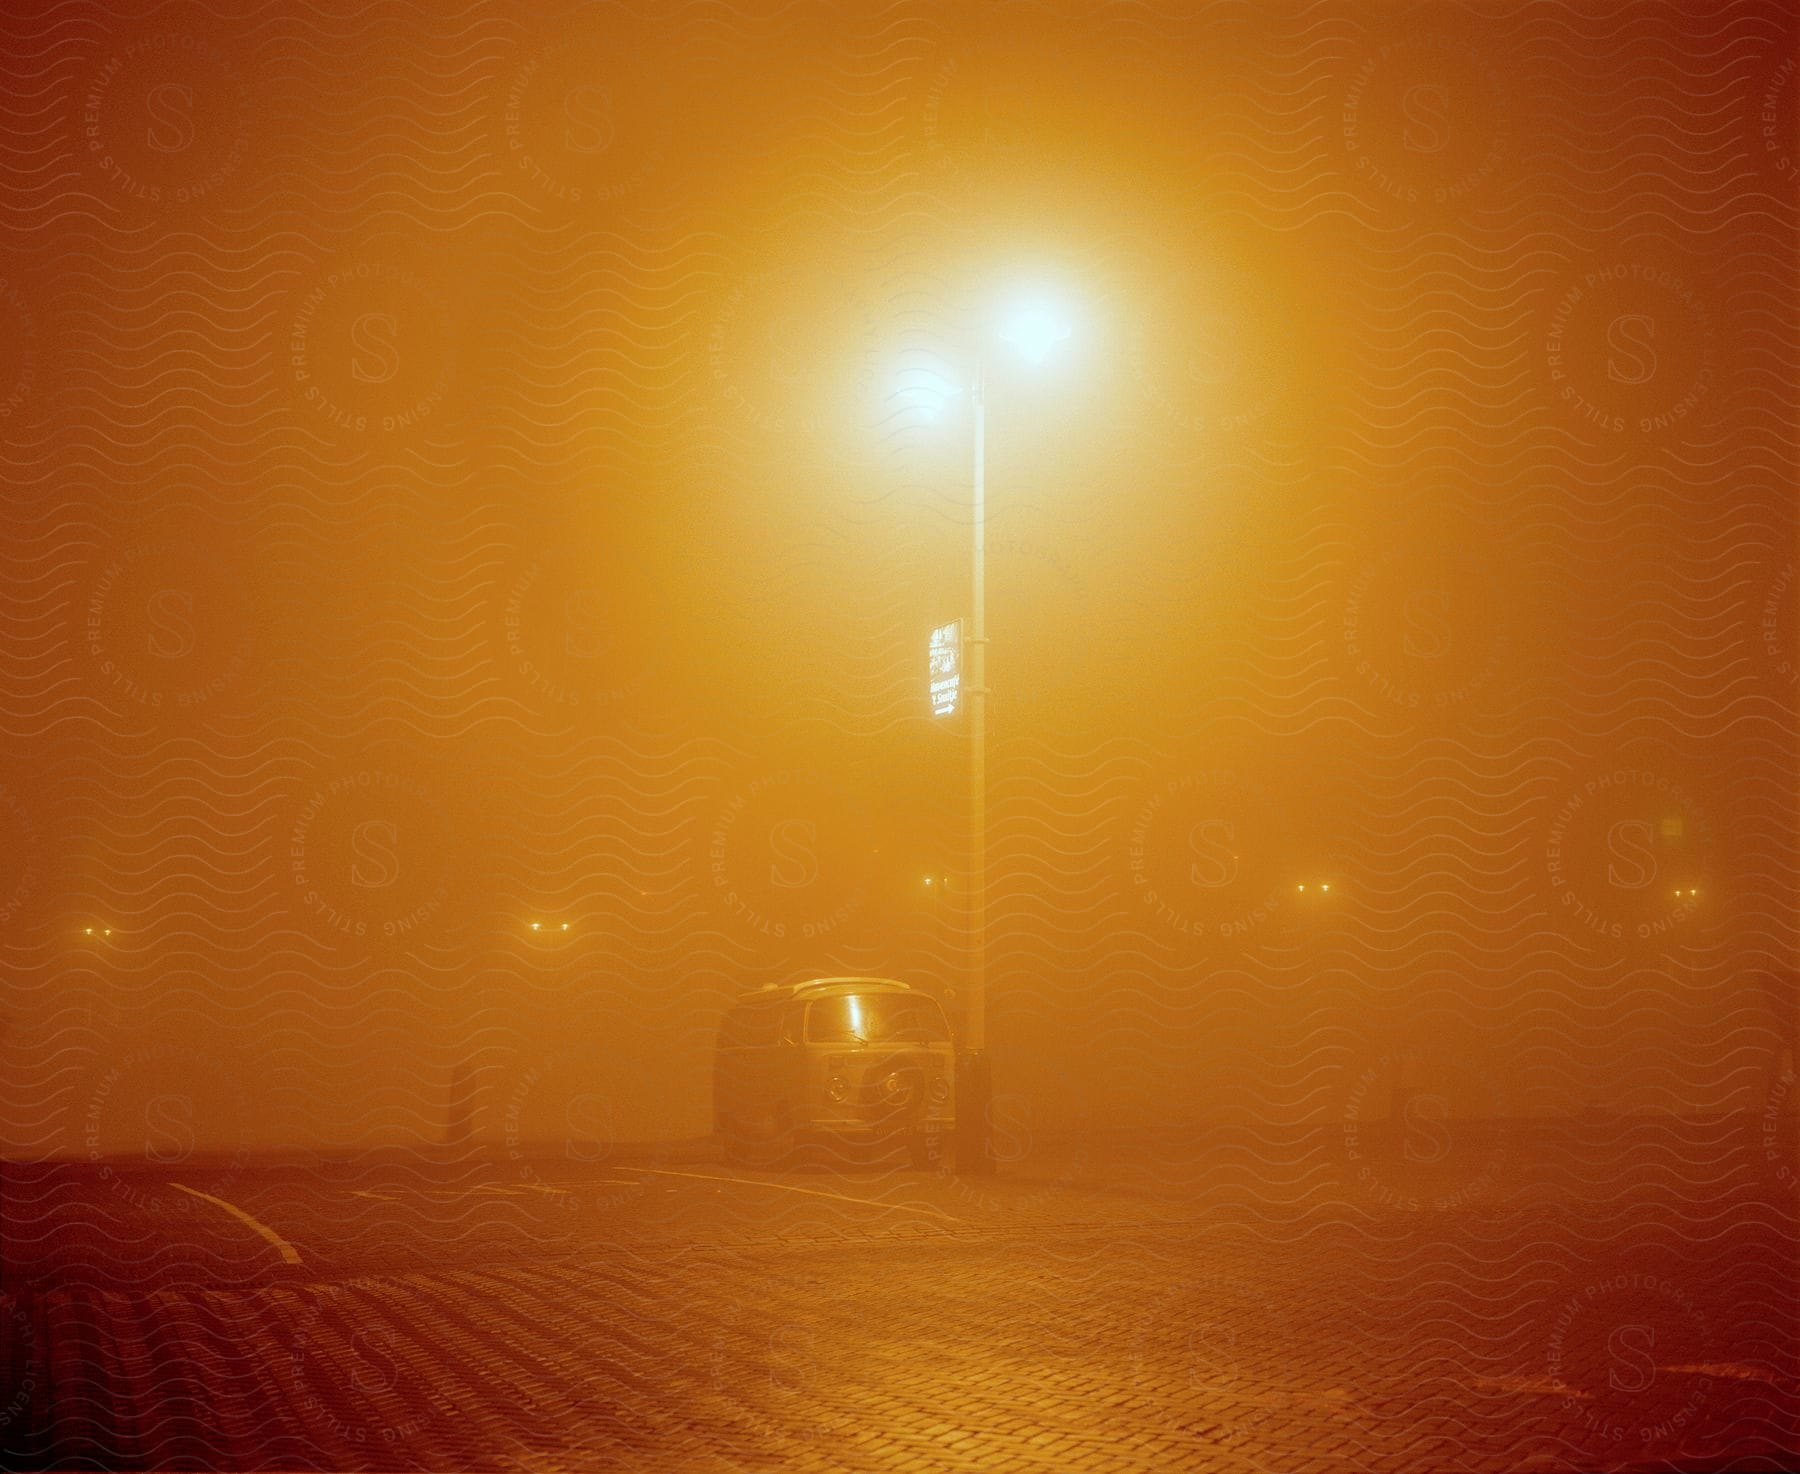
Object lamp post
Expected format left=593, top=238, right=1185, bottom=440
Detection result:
left=960, top=356, right=992, bottom=1173
left=907, top=303, right=1070, bottom=1176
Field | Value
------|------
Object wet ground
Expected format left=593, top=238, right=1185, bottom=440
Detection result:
left=2, top=1121, right=1797, bottom=1472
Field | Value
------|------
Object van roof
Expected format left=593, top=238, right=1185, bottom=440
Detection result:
left=738, top=975, right=911, bottom=1002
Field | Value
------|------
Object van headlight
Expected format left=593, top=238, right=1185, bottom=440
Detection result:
left=827, top=1075, right=850, bottom=1103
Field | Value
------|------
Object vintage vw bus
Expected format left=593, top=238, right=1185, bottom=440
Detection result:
left=713, top=977, right=954, bottom=1168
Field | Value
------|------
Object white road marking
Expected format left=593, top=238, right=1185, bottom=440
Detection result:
left=170, top=1183, right=302, bottom=1265
left=619, top=1165, right=960, bottom=1221
left=353, top=1180, right=633, bottom=1202
left=558, top=1179, right=647, bottom=1190
left=475, top=1182, right=570, bottom=1196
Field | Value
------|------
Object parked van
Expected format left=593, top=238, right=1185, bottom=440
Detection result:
left=713, top=976, right=954, bottom=1168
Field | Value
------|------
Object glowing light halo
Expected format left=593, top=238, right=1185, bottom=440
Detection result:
left=996, top=302, right=1072, bottom=365
left=892, top=364, right=965, bottom=420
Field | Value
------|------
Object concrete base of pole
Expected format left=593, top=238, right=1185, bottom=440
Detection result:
left=955, top=1049, right=995, bottom=1175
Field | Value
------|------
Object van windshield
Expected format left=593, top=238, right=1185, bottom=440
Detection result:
left=806, top=994, right=949, bottom=1045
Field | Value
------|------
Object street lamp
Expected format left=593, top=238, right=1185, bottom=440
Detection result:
left=904, top=296, right=1072, bottom=1176
left=996, top=305, right=1071, bottom=366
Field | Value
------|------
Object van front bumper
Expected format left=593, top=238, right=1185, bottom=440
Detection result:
left=799, top=1112, right=954, bottom=1143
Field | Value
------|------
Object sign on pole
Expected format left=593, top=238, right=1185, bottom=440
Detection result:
left=929, top=620, right=961, bottom=717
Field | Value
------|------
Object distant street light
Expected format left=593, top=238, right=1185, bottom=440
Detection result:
left=903, top=293, right=1073, bottom=1176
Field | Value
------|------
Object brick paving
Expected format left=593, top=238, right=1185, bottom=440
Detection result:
left=2, top=1130, right=1797, bottom=1472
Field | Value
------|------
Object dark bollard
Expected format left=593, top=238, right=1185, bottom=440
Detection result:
left=956, top=1048, right=995, bottom=1176
left=445, top=1060, right=474, bottom=1155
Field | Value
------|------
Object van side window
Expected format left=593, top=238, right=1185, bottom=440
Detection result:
left=718, top=1006, right=752, bottom=1049
left=779, top=1004, right=804, bottom=1044
left=740, top=1003, right=782, bottom=1047
left=719, top=1003, right=781, bottom=1049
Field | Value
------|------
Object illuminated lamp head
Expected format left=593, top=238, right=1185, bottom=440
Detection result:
left=996, top=303, right=1072, bottom=366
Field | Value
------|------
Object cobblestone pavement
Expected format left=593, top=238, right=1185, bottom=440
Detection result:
left=2, top=1126, right=1797, bottom=1472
